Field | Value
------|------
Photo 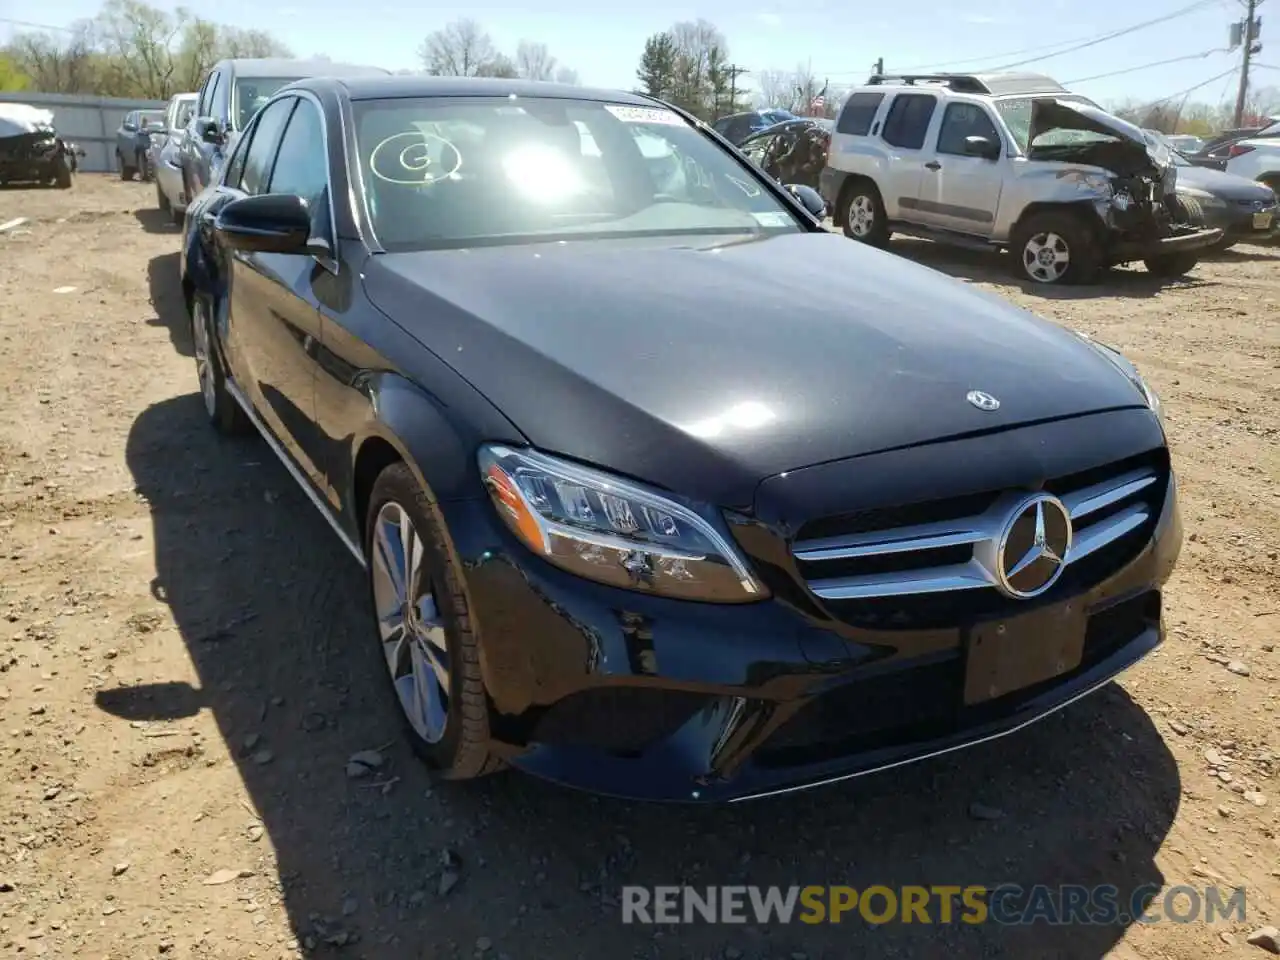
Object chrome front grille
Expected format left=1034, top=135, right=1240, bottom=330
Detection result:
left=792, top=456, right=1165, bottom=603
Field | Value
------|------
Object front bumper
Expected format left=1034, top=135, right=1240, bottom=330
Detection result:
left=1212, top=200, right=1278, bottom=239
left=448, top=411, right=1183, bottom=803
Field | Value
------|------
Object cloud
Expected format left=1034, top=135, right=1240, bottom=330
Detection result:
left=754, top=12, right=782, bottom=26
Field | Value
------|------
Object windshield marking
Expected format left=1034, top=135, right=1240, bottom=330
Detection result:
left=603, top=104, right=684, bottom=125
left=369, top=130, right=463, bottom=184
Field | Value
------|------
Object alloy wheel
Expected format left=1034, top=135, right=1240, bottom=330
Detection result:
left=191, top=301, right=217, bottom=418
left=370, top=501, right=450, bottom=744
left=1022, top=231, right=1071, bottom=282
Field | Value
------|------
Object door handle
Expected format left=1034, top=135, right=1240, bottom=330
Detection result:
left=924, top=161, right=942, bottom=171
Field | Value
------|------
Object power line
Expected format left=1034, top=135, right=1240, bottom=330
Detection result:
left=0, top=17, right=75, bottom=33
left=988, top=0, right=1223, bottom=70
left=821, top=0, right=1221, bottom=75
left=1063, top=48, right=1229, bottom=84
left=1135, top=66, right=1242, bottom=108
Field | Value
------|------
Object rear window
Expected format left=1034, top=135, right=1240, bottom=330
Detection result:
left=836, top=92, right=884, bottom=136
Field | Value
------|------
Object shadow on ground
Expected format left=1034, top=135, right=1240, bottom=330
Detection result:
left=94, top=388, right=1186, bottom=958
left=147, top=253, right=192, bottom=356
left=886, top=237, right=1221, bottom=300
left=135, top=206, right=180, bottom=235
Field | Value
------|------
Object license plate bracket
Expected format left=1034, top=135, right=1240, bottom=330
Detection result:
left=1254, top=211, right=1273, bottom=230
left=963, top=602, right=1088, bottom=706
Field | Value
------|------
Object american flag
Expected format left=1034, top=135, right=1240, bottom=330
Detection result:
left=808, top=82, right=828, bottom=116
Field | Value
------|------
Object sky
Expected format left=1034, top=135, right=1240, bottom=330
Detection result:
left=1, top=0, right=1268, bottom=108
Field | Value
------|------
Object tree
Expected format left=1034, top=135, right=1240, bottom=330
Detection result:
left=554, top=66, right=580, bottom=86
left=476, top=53, right=518, bottom=79
left=516, top=40, right=556, bottom=81
left=0, top=54, right=30, bottom=92
left=754, top=63, right=820, bottom=113
left=417, top=18, right=499, bottom=77
left=667, top=19, right=727, bottom=119
left=1, top=1, right=292, bottom=97
left=636, top=32, right=677, bottom=99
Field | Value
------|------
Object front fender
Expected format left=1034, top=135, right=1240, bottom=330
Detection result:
left=345, top=370, right=525, bottom=527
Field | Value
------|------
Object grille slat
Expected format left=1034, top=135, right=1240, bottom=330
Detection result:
left=793, top=453, right=1167, bottom=614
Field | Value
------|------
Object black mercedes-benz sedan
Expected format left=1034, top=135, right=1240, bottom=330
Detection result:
left=179, top=75, right=1182, bottom=803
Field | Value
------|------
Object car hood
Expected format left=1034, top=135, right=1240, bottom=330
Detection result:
left=1175, top=162, right=1276, bottom=201
left=364, top=232, right=1149, bottom=508
left=1031, top=99, right=1170, bottom=171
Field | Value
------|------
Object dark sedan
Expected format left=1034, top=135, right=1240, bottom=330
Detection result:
left=1148, top=131, right=1277, bottom=247
left=180, top=76, right=1182, bottom=803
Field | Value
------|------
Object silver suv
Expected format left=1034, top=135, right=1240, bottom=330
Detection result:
left=819, top=72, right=1222, bottom=284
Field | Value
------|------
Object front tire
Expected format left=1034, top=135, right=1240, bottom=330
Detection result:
left=190, top=294, right=249, bottom=435
left=840, top=180, right=890, bottom=246
left=118, top=152, right=135, bottom=181
left=1010, top=210, right=1101, bottom=284
left=1144, top=251, right=1200, bottom=277
left=365, top=462, right=501, bottom=780
left=51, top=155, right=72, bottom=189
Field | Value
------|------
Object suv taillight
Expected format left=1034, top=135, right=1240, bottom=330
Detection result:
left=1229, top=144, right=1256, bottom=158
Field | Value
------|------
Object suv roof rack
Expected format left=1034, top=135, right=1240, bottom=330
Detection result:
left=866, top=73, right=992, bottom=94
left=864, top=72, right=1068, bottom=97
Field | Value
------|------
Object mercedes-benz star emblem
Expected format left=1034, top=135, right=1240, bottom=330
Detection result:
left=994, top=494, right=1073, bottom=599
left=966, top=390, right=1000, bottom=411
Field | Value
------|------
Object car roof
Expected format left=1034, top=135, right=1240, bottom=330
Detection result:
left=860, top=71, right=1066, bottom=98
left=221, top=58, right=390, bottom=79
left=321, top=75, right=660, bottom=105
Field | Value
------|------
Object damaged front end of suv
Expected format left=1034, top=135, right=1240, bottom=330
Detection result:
left=1010, top=99, right=1221, bottom=283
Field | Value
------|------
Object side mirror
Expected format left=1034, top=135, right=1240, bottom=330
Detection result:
left=145, top=121, right=166, bottom=134
left=122, top=122, right=137, bottom=133
left=963, top=135, right=1001, bottom=161
left=785, top=183, right=827, bottom=219
left=197, top=117, right=224, bottom=145
left=215, top=194, right=312, bottom=255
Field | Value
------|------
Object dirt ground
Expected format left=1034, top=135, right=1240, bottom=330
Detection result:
left=0, top=175, right=1276, bottom=960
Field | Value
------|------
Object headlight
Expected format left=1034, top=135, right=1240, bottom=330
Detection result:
left=1073, top=331, right=1163, bottom=424
left=478, top=445, right=767, bottom=603
left=1059, top=170, right=1113, bottom=196
left=1178, top=187, right=1226, bottom=208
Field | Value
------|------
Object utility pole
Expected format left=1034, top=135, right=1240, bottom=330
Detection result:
left=726, top=64, right=748, bottom=114
left=1234, top=0, right=1263, bottom=126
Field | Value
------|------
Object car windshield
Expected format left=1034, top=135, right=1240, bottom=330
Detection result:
left=353, top=96, right=804, bottom=252
left=995, top=94, right=1101, bottom=153
left=234, top=77, right=303, bottom=130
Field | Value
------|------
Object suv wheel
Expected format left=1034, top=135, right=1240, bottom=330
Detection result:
left=118, top=151, right=135, bottom=181
left=365, top=463, right=503, bottom=780
left=841, top=182, right=889, bottom=246
left=1010, top=211, right=1100, bottom=284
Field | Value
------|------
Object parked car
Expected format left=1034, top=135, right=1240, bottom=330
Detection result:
left=1186, top=121, right=1280, bottom=170
left=712, top=108, right=799, bottom=145
left=1164, top=133, right=1204, bottom=155
left=1145, top=130, right=1276, bottom=248
left=179, top=58, right=391, bottom=202
left=0, top=103, right=76, bottom=188
left=180, top=75, right=1181, bottom=803
left=151, top=93, right=197, bottom=222
left=1220, top=131, right=1280, bottom=195
left=116, top=109, right=166, bottom=180
left=820, top=72, right=1221, bottom=283
left=738, top=117, right=832, bottom=193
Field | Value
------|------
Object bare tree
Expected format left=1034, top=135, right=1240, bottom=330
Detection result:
left=6, top=23, right=99, bottom=94
left=665, top=19, right=729, bottom=118
left=217, top=26, right=290, bottom=59
left=476, top=52, right=518, bottom=79
left=516, top=40, right=556, bottom=81
left=93, top=0, right=185, bottom=98
left=754, top=63, right=820, bottom=112
left=554, top=66, right=580, bottom=86
left=417, top=18, right=498, bottom=77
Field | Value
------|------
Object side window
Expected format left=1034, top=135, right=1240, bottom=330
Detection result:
left=197, top=72, right=215, bottom=118
left=881, top=94, right=937, bottom=150
left=740, top=135, right=773, bottom=166
left=238, top=98, right=296, bottom=195
left=937, top=103, right=1001, bottom=156
left=267, top=101, right=328, bottom=207
left=209, top=71, right=227, bottom=124
left=835, top=92, right=884, bottom=136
